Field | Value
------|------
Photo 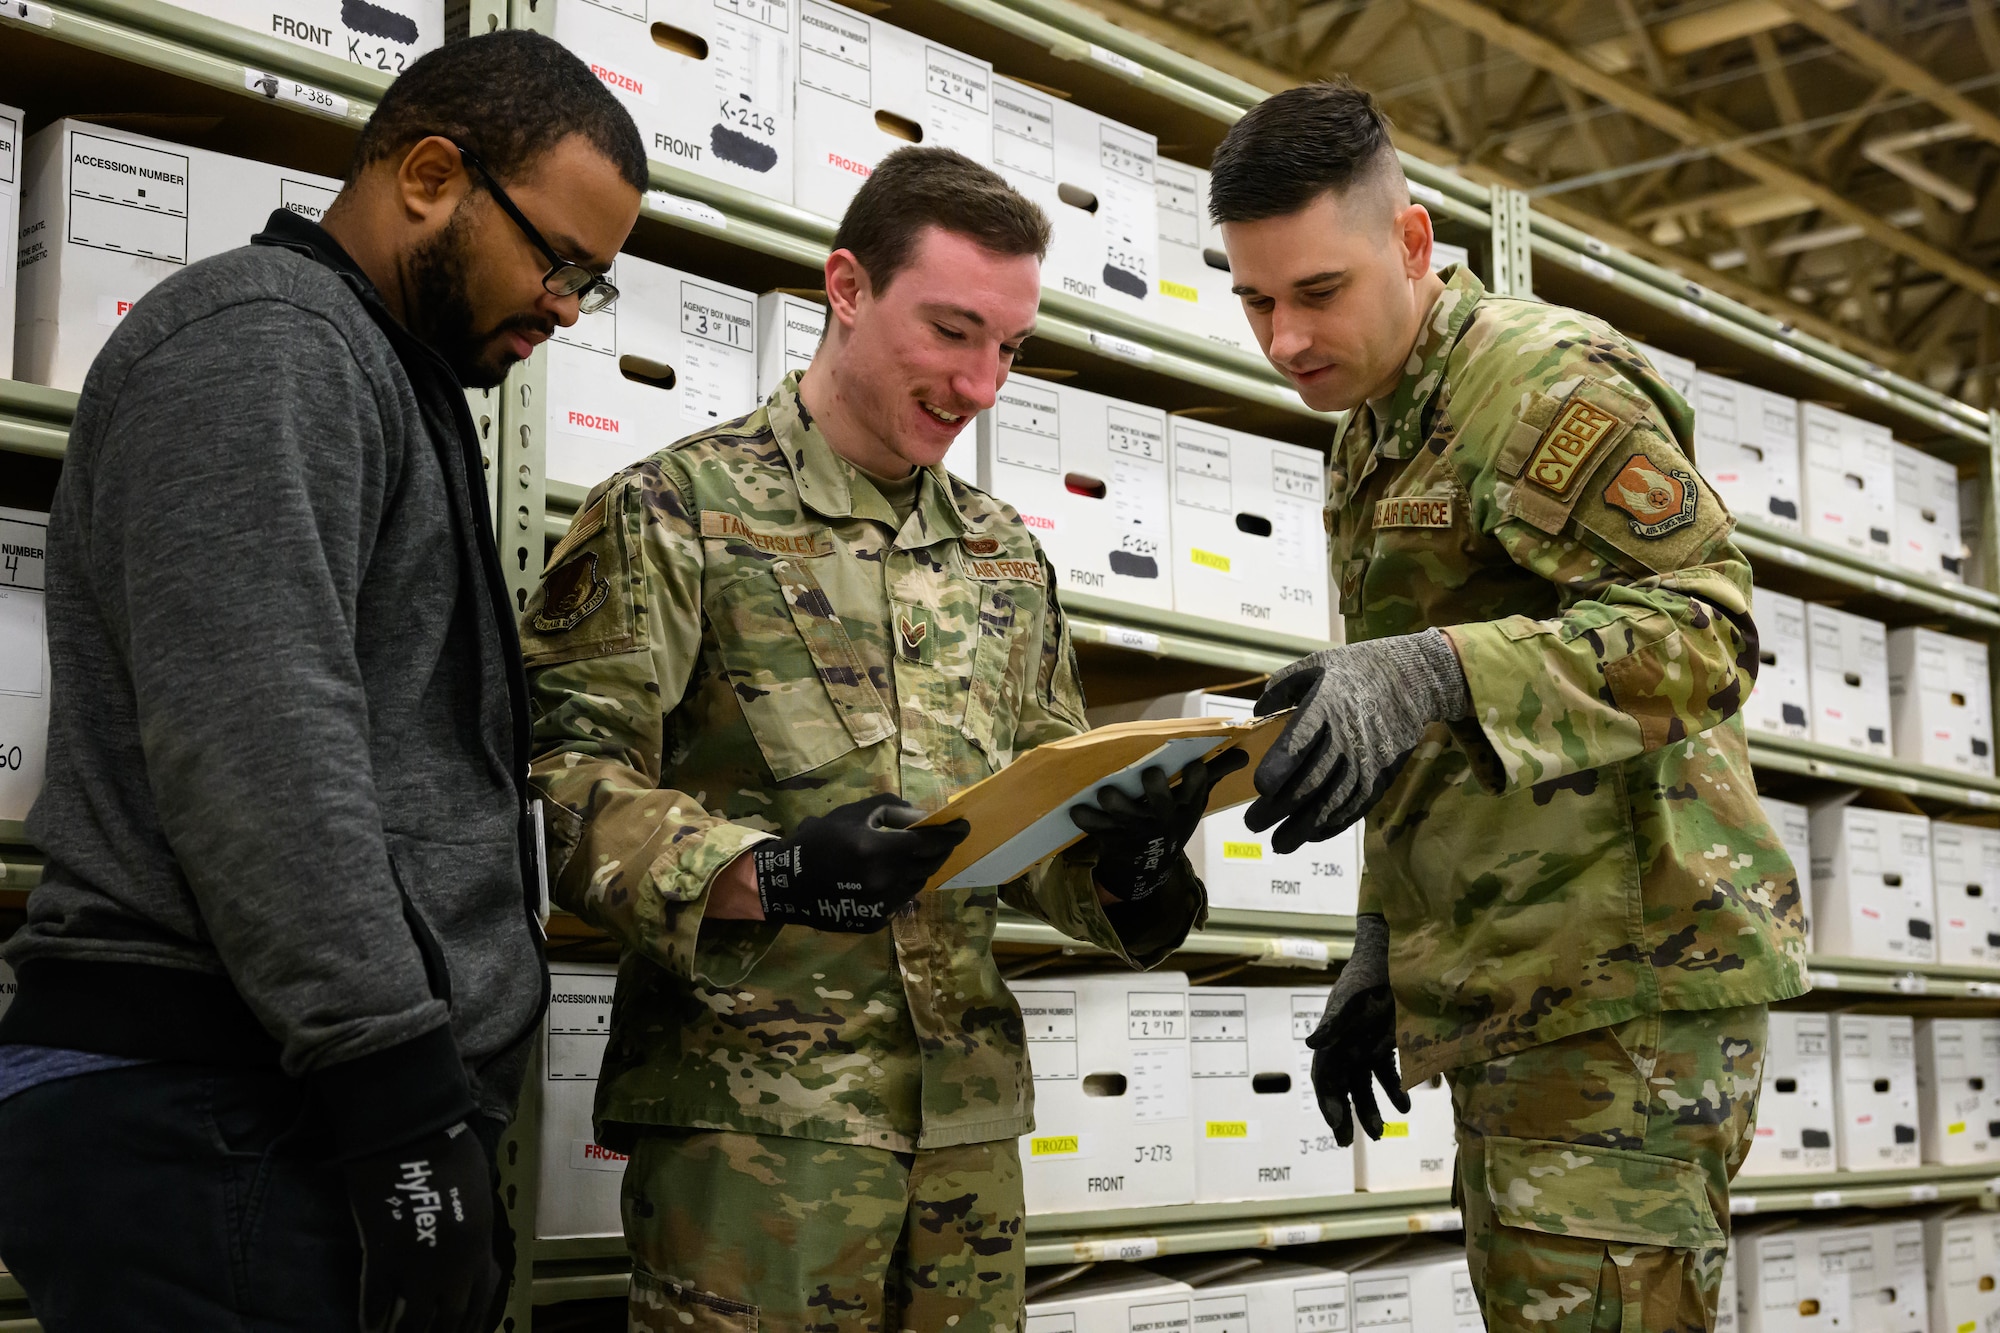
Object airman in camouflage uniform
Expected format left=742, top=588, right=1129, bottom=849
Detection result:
left=1209, top=84, right=1807, bottom=1331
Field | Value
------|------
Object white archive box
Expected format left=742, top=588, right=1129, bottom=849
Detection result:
left=1933, top=822, right=2000, bottom=969
left=1924, top=1209, right=2000, bottom=1333
left=1186, top=986, right=1350, bottom=1204
left=1152, top=160, right=1246, bottom=352
left=1892, top=442, right=1965, bottom=585
left=1738, top=1225, right=1854, bottom=1333
left=1760, top=795, right=1816, bottom=953
left=539, top=255, right=759, bottom=490
left=536, top=964, right=627, bottom=1239
left=160, top=0, right=441, bottom=70
left=14, top=121, right=343, bottom=390
left=1806, top=604, right=1893, bottom=757
left=0, top=103, right=21, bottom=378
left=1015, top=972, right=1195, bottom=1214
left=1747, top=587, right=1812, bottom=740
left=1168, top=419, right=1330, bottom=638
left=1169, top=1259, right=1349, bottom=1333
left=793, top=1, right=993, bottom=222
left=1720, top=1246, right=1740, bottom=1333
left=1025, top=1268, right=1194, bottom=1333
left=990, top=78, right=1158, bottom=316
left=1833, top=1012, right=1920, bottom=1173
left=1694, top=373, right=1802, bottom=530
left=1633, top=340, right=1697, bottom=404
left=553, top=0, right=794, bottom=204
left=1858, top=1218, right=1931, bottom=1333
left=1090, top=690, right=1357, bottom=917
left=976, top=376, right=1173, bottom=609
left=1887, top=627, right=1993, bottom=776
left=1802, top=402, right=1896, bottom=560
left=754, top=291, right=825, bottom=398
left=1809, top=803, right=1935, bottom=965
left=1916, top=1018, right=2000, bottom=1167
left=1353, top=1071, right=1454, bottom=1194
left=1741, top=1010, right=1836, bottom=1177
left=0, top=508, right=50, bottom=825
left=1349, top=1243, right=1482, bottom=1333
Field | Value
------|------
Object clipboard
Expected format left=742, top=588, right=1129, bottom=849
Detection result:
left=917, top=710, right=1291, bottom=890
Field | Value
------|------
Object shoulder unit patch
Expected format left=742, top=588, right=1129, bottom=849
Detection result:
left=1601, top=453, right=1698, bottom=538
left=533, top=551, right=610, bottom=633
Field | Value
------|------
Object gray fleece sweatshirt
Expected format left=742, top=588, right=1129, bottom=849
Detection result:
left=0, top=210, right=546, bottom=1154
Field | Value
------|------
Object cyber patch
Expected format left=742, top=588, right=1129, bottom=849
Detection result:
left=1373, top=496, right=1454, bottom=529
left=533, top=551, right=610, bottom=632
left=1601, top=453, right=1698, bottom=538
left=1523, top=394, right=1626, bottom=496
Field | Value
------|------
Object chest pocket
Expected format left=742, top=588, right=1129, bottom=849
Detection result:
left=960, top=585, right=1030, bottom=766
left=706, top=557, right=896, bottom=781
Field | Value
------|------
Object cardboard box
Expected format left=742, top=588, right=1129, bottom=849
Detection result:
left=1860, top=1218, right=1931, bottom=1333
left=536, top=963, right=626, bottom=1238
left=15, top=121, right=343, bottom=390
left=1353, top=1069, right=1454, bottom=1194
left=1806, top=604, right=1893, bottom=757
left=0, top=103, right=20, bottom=378
left=1186, top=986, right=1350, bottom=1204
left=1694, top=374, right=1802, bottom=529
left=1168, top=419, right=1330, bottom=638
left=159, top=0, right=442, bottom=70
left=977, top=376, right=1173, bottom=610
left=1025, top=1268, right=1194, bottom=1333
left=1760, top=795, right=1815, bottom=953
left=1151, top=159, right=1249, bottom=353
left=1933, top=822, right=2000, bottom=969
left=1633, top=340, right=1697, bottom=404
left=1809, top=804, right=1935, bottom=965
left=1802, top=402, right=1895, bottom=559
left=1746, top=587, right=1812, bottom=739
left=1092, top=690, right=1357, bottom=916
left=1430, top=241, right=1469, bottom=273
left=1892, top=442, right=1964, bottom=585
left=1166, top=1259, right=1348, bottom=1333
left=754, top=291, right=825, bottom=399
left=793, top=1, right=993, bottom=222
left=1922, top=1209, right=2000, bottom=1333
left=1348, top=1243, right=1483, bottom=1333
left=1741, top=1011, right=1836, bottom=1177
left=540, top=255, right=759, bottom=490
left=1737, top=1225, right=1853, bottom=1333
left=991, top=78, right=1158, bottom=317
left=1015, top=972, right=1195, bottom=1214
left=0, top=508, right=49, bottom=825
left=1916, top=1018, right=2000, bottom=1167
left=1832, top=1012, right=1920, bottom=1173
left=1887, top=627, right=1992, bottom=776
left=553, top=0, right=793, bottom=204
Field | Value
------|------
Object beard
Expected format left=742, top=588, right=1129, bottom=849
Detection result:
left=406, top=203, right=548, bottom=390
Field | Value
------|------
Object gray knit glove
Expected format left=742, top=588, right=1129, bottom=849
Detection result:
left=1246, top=630, right=1470, bottom=853
left=1306, top=914, right=1409, bottom=1146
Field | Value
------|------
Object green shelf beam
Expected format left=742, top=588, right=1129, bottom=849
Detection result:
left=1748, top=732, right=2000, bottom=810
left=1736, top=518, right=2000, bottom=632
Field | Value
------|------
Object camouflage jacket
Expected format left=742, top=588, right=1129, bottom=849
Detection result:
left=523, top=374, right=1184, bottom=1152
left=1339, top=267, right=1809, bottom=1083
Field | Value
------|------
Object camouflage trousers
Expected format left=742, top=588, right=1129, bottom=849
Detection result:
left=620, top=1128, right=1025, bottom=1332
left=1449, top=1003, right=1767, bottom=1333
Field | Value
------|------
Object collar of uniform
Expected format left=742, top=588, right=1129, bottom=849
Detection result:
left=1370, top=263, right=1485, bottom=461
left=766, top=371, right=966, bottom=546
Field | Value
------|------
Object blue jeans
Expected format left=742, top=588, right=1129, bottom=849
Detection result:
left=0, top=1061, right=362, bottom=1331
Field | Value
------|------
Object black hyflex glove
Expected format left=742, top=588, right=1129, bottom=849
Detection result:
left=753, top=793, right=970, bottom=932
left=343, top=1119, right=500, bottom=1333
left=1067, top=749, right=1249, bottom=902
left=1306, top=914, right=1411, bottom=1147
left=1246, top=629, right=1471, bottom=854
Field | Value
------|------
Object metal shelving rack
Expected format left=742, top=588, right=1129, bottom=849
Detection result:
left=4, top=0, right=2000, bottom=1327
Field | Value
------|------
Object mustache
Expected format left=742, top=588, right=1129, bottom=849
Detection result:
left=489, top=314, right=554, bottom=343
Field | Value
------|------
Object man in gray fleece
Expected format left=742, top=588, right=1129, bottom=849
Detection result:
left=0, top=32, right=642, bottom=1333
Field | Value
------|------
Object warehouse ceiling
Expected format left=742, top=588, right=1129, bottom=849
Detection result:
left=1078, top=0, right=2000, bottom=405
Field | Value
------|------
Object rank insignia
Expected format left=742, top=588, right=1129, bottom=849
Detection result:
left=1602, top=454, right=1698, bottom=538
left=532, top=551, right=610, bottom=632
left=897, top=608, right=932, bottom=661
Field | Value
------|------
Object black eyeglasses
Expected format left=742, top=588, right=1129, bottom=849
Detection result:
left=456, top=144, right=619, bottom=315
